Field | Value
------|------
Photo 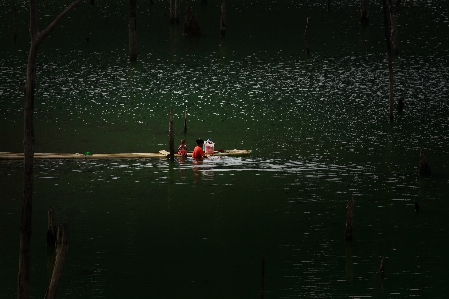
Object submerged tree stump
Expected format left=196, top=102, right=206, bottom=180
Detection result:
left=345, top=197, right=355, bottom=241
left=360, top=0, right=369, bottom=25
left=419, top=147, right=431, bottom=176
left=183, top=3, right=201, bottom=36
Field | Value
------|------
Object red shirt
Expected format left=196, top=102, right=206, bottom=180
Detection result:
left=192, top=146, right=205, bottom=160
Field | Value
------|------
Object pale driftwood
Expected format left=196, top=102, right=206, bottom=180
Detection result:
left=45, top=223, right=69, bottom=299
left=0, top=150, right=252, bottom=160
left=19, top=2, right=83, bottom=299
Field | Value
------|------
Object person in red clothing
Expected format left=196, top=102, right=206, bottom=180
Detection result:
left=192, top=138, right=208, bottom=160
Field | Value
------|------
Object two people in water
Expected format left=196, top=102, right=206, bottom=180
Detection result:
left=178, top=138, right=209, bottom=160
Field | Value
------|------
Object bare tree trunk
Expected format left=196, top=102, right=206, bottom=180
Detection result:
left=170, top=0, right=175, bottom=24
left=220, top=0, right=226, bottom=37
left=260, top=253, right=265, bottom=299
left=47, top=207, right=56, bottom=246
left=183, top=109, right=187, bottom=134
left=18, top=1, right=83, bottom=299
left=169, top=107, right=174, bottom=161
left=303, top=17, right=311, bottom=55
left=382, top=0, right=394, bottom=121
left=360, top=0, right=369, bottom=25
left=390, top=0, right=401, bottom=56
left=345, top=197, right=355, bottom=241
left=45, top=223, right=69, bottom=299
left=175, top=0, right=180, bottom=24
left=129, top=0, right=137, bottom=61
left=13, top=0, right=18, bottom=42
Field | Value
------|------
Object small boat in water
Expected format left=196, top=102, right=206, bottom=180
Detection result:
left=0, top=149, right=252, bottom=160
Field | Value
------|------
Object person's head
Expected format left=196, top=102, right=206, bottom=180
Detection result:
left=196, top=138, right=204, bottom=146
left=180, top=139, right=185, bottom=145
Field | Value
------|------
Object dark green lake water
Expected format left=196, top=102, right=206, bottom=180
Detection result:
left=1, top=0, right=449, bottom=298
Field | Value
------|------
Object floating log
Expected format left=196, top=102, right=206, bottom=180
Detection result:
left=0, top=150, right=252, bottom=160
left=345, top=197, right=355, bottom=241
left=45, top=223, right=69, bottom=299
left=183, top=3, right=201, bottom=36
left=419, top=147, right=431, bottom=176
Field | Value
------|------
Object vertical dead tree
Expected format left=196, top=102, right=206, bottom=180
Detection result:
left=170, top=0, right=175, bottom=23
left=419, top=147, right=431, bottom=176
left=379, top=256, right=385, bottom=278
left=360, top=0, right=369, bottom=25
left=390, top=0, right=402, bottom=56
left=45, top=223, right=69, bottom=299
left=169, top=107, right=175, bottom=161
left=183, top=109, right=188, bottom=134
left=170, top=0, right=180, bottom=24
left=220, top=0, right=226, bottom=37
left=13, top=0, right=18, bottom=43
left=46, top=208, right=56, bottom=246
left=345, top=197, right=355, bottom=241
left=18, top=2, right=83, bottom=299
left=260, top=253, right=265, bottom=299
left=303, top=17, right=311, bottom=55
left=183, top=3, right=201, bottom=36
left=176, top=0, right=181, bottom=23
left=129, top=0, right=137, bottom=61
left=382, top=0, right=394, bottom=121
